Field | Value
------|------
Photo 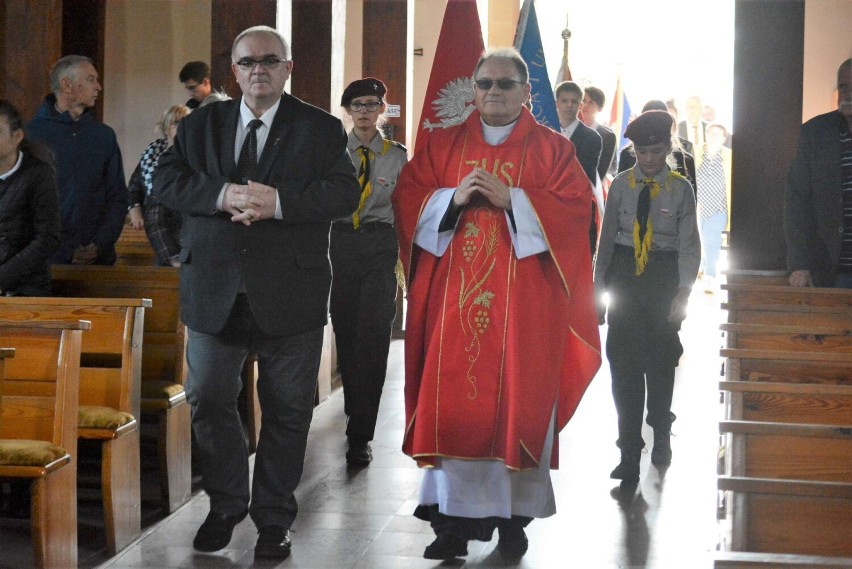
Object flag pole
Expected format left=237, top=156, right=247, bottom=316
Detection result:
left=514, top=0, right=532, bottom=49
left=560, top=13, right=571, bottom=81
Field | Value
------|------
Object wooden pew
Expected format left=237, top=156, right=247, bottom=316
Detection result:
left=720, top=420, right=852, bottom=483
left=721, top=323, right=852, bottom=354
left=723, top=283, right=852, bottom=309
left=0, top=297, right=147, bottom=554
left=723, top=269, right=789, bottom=286
left=718, top=476, right=852, bottom=557
left=114, top=225, right=156, bottom=266
left=715, top=551, right=852, bottom=568
left=718, top=278, right=852, bottom=562
left=723, top=284, right=852, bottom=328
left=721, top=381, right=852, bottom=426
left=0, top=321, right=88, bottom=569
left=722, top=348, right=852, bottom=386
left=52, top=264, right=340, bottom=469
left=51, top=265, right=191, bottom=513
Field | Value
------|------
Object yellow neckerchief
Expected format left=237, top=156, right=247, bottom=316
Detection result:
left=627, top=168, right=685, bottom=275
left=352, top=138, right=393, bottom=229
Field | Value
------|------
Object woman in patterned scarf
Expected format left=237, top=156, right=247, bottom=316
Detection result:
left=695, top=123, right=732, bottom=293
left=127, top=105, right=190, bottom=266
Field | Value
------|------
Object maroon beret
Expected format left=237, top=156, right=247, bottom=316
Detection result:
left=624, top=110, right=674, bottom=146
left=341, top=78, right=387, bottom=107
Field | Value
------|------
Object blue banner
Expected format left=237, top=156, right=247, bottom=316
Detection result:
left=516, top=1, right=560, bottom=131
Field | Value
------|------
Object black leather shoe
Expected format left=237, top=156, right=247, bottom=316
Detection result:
left=423, top=533, right=468, bottom=560
left=497, top=524, right=529, bottom=561
left=610, top=451, right=641, bottom=483
left=651, top=430, right=672, bottom=466
left=346, top=440, right=372, bottom=466
left=254, top=525, right=292, bottom=559
left=193, top=508, right=248, bottom=552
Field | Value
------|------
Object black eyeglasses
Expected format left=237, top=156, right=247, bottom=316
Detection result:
left=474, top=78, right=523, bottom=91
left=235, top=58, right=287, bottom=71
left=349, top=101, right=382, bottom=112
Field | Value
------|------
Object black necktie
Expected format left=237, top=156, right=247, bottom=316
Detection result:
left=237, top=119, right=264, bottom=183
left=637, top=180, right=652, bottom=243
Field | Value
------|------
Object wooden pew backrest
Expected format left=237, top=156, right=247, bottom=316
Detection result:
left=718, top=476, right=852, bottom=557
left=0, top=321, right=88, bottom=456
left=721, top=380, right=852, bottom=426
left=720, top=420, right=852, bottom=483
left=51, top=265, right=185, bottom=385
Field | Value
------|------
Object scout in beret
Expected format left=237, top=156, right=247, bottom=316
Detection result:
left=593, top=108, right=701, bottom=489
left=618, top=107, right=698, bottom=190
left=331, top=78, right=407, bottom=468
left=341, top=77, right=387, bottom=107
left=624, top=110, right=674, bottom=146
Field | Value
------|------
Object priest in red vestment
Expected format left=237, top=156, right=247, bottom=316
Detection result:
left=392, top=48, right=602, bottom=562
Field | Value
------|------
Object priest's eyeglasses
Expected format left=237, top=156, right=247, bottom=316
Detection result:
left=349, top=101, right=382, bottom=112
left=474, top=79, right=523, bottom=91
left=235, top=57, right=287, bottom=71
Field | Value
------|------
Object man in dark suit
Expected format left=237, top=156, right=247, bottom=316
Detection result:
left=678, top=95, right=708, bottom=150
left=556, top=81, right=602, bottom=185
left=785, top=58, right=852, bottom=288
left=154, top=25, right=360, bottom=559
left=556, top=81, right=602, bottom=253
left=582, top=85, right=617, bottom=180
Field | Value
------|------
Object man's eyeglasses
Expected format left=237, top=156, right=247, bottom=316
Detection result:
left=349, top=101, right=382, bottom=112
left=235, top=58, right=287, bottom=71
left=184, top=83, right=200, bottom=92
left=474, top=79, right=523, bottom=91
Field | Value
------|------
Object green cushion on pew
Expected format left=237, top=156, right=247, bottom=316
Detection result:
left=0, top=440, right=68, bottom=466
left=140, top=380, right=185, bottom=399
left=78, top=405, right=134, bottom=430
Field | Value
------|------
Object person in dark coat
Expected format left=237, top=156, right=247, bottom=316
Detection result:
left=0, top=99, right=60, bottom=295
left=154, top=25, right=360, bottom=560
left=785, top=58, right=852, bottom=288
left=555, top=81, right=603, bottom=253
left=26, top=55, right=127, bottom=265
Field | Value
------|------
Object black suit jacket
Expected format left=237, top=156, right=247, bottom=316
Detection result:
left=154, top=94, right=360, bottom=336
left=569, top=122, right=603, bottom=186
left=784, top=111, right=846, bottom=286
left=594, top=124, right=617, bottom=180
left=678, top=120, right=707, bottom=146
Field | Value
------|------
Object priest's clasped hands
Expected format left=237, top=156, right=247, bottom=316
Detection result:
left=453, top=167, right=512, bottom=211
left=224, top=182, right=277, bottom=225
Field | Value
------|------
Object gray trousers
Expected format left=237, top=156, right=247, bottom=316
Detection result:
left=184, top=294, right=323, bottom=528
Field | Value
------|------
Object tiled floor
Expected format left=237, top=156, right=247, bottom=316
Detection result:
left=2, top=284, right=726, bottom=568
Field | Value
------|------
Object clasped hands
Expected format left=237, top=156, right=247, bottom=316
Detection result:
left=453, top=168, right=512, bottom=210
left=224, top=181, right=276, bottom=226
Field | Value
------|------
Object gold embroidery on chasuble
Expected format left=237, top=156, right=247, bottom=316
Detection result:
left=436, top=133, right=526, bottom=414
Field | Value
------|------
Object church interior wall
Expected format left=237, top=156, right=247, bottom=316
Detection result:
left=102, top=0, right=211, bottom=183
left=802, top=0, right=852, bottom=122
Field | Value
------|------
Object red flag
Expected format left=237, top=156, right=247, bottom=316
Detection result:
left=415, top=0, right=484, bottom=152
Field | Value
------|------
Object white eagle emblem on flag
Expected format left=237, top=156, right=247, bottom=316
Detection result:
left=421, top=76, right=476, bottom=132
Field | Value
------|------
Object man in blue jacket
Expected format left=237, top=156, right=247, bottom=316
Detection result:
left=26, top=55, right=127, bottom=265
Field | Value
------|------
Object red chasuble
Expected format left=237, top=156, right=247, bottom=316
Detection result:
left=393, top=108, right=602, bottom=471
